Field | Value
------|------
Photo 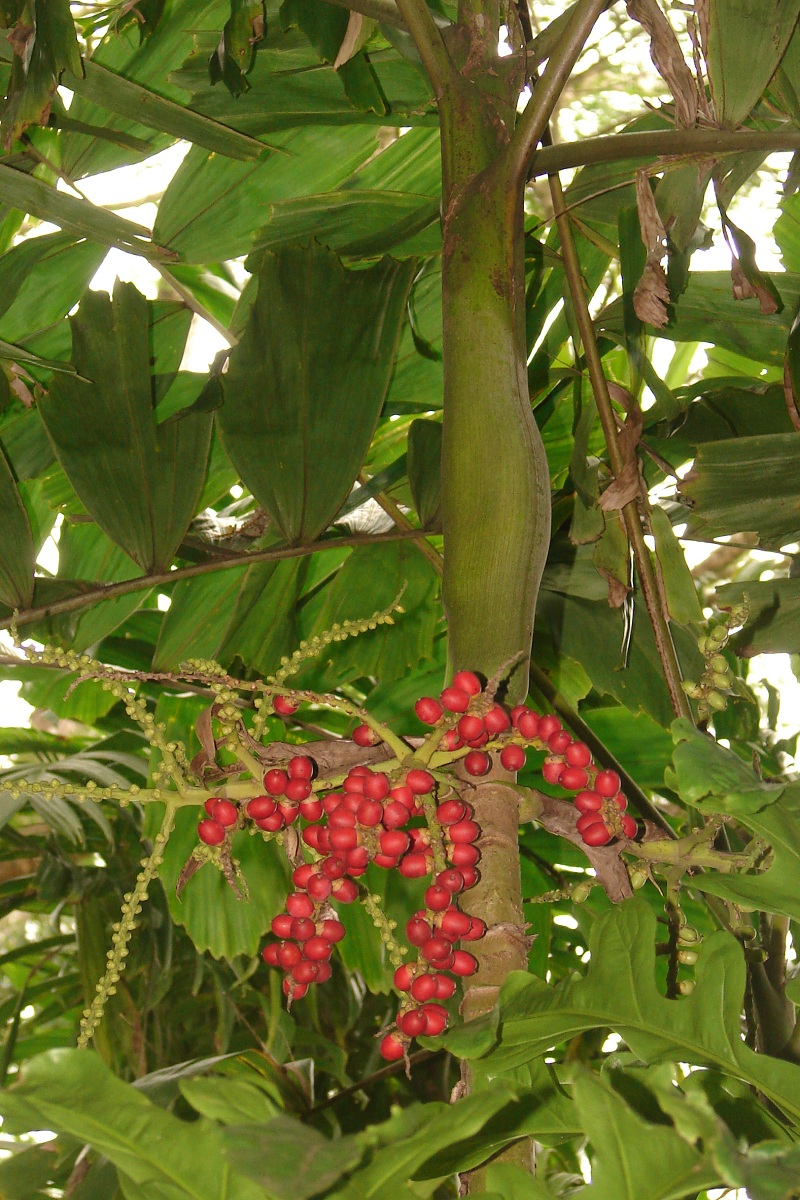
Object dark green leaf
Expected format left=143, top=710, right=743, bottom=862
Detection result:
left=0, top=442, right=34, bottom=608
left=650, top=507, right=703, bottom=625
left=717, top=576, right=800, bottom=655
left=406, top=418, right=442, bottom=530
left=706, top=0, right=800, bottom=128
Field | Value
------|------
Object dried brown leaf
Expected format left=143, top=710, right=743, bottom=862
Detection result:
left=627, top=0, right=699, bottom=127
left=599, top=461, right=641, bottom=511
left=731, top=257, right=779, bottom=314
left=634, top=259, right=671, bottom=328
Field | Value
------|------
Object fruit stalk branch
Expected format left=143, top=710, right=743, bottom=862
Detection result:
left=548, top=170, right=692, bottom=721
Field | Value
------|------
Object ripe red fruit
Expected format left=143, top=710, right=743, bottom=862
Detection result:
left=271, top=913, right=293, bottom=938
left=307, top=874, right=333, bottom=901
left=355, top=798, right=383, bottom=830
left=538, top=715, right=561, bottom=740
left=441, top=730, right=463, bottom=750
left=541, top=758, right=564, bottom=785
left=204, top=797, right=217, bottom=816
left=210, top=799, right=238, bottom=827
left=292, top=961, right=319, bottom=984
left=332, top=878, right=358, bottom=902
left=290, top=917, right=315, bottom=942
left=548, top=730, right=572, bottom=755
left=288, top=755, right=314, bottom=780
left=382, top=801, right=410, bottom=829
left=484, top=705, right=511, bottom=734
left=510, top=705, right=530, bottom=728
left=277, top=942, right=302, bottom=969
left=322, top=855, right=346, bottom=880
left=329, top=808, right=356, bottom=829
left=451, top=950, right=478, bottom=976
left=462, top=916, right=487, bottom=941
left=282, top=979, right=308, bottom=999
left=517, top=711, right=540, bottom=740
left=364, top=772, right=390, bottom=801
left=434, top=974, right=456, bottom=999
left=264, top=769, right=289, bottom=796
left=467, top=731, right=489, bottom=748
left=315, top=962, right=332, bottom=983
left=459, top=865, right=479, bottom=888
left=559, top=766, right=589, bottom=791
left=457, top=714, right=484, bottom=742
left=576, top=811, right=605, bottom=834
left=422, top=1006, right=448, bottom=1036
left=374, top=853, right=400, bottom=870
left=595, top=769, right=622, bottom=797
left=394, top=964, right=413, bottom=991
left=322, top=792, right=344, bottom=814
left=321, top=919, right=345, bottom=943
left=582, top=822, right=612, bottom=846
left=343, top=773, right=366, bottom=795
left=278, top=802, right=299, bottom=826
left=436, top=868, right=465, bottom=894
left=415, top=696, right=443, bottom=725
left=262, top=943, right=280, bottom=966
left=287, top=892, right=314, bottom=919
left=440, top=686, right=471, bottom=713
left=448, top=819, right=480, bottom=844
left=410, top=974, right=438, bottom=1002
left=575, top=789, right=602, bottom=813
left=299, top=797, right=323, bottom=822
left=422, top=936, right=453, bottom=963
left=345, top=846, right=369, bottom=871
left=381, top=830, right=411, bottom=857
left=449, top=842, right=480, bottom=867
left=302, top=825, right=323, bottom=850
left=304, top=936, right=332, bottom=961
left=352, top=723, right=379, bottom=747
left=500, top=744, right=526, bottom=772
left=390, top=784, right=415, bottom=809
left=380, top=1034, right=405, bottom=1061
left=399, top=853, right=430, bottom=878
left=565, top=741, right=592, bottom=768
left=273, top=695, right=298, bottom=716
left=292, top=863, right=314, bottom=888
left=285, top=778, right=312, bottom=802
left=452, top=670, right=482, bottom=696
left=464, top=750, right=490, bottom=777
left=611, top=791, right=628, bottom=811
left=197, top=818, right=225, bottom=846
left=407, top=916, right=431, bottom=945
left=399, top=1008, right=428, bottom=1037
left=436, top=799, right=468, bottom=825
left=406, top=769, right=435, bottom=795
left=621, top=814, right=638, bottom=839
left=330, top=828, right=359, bottom=852
left=440, top=908, right=472, bottom=939
left=425, top=884, right=451, bottom=911
left=257, top=812, right=285, bottom=832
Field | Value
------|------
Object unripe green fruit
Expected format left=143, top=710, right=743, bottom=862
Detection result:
left=709, top=625, right=727, bottom=646
left=628, top=866, right=648, bottom=890
left=706, top=690, right=728, bottom=712
left=571, top=882, right=592, bottom=904
left=678, top=979, right=695, bottom=995
left=678, top=949, right=698, bottom=965
left=711, top=672, right=732, bottom=690
left=697, top=635, right=709, bottom=653
left=681, top=679, right=698, bottom=694
left=678, top=925, right=701, bottom=945
left=710, top=654, right=728, bottom=673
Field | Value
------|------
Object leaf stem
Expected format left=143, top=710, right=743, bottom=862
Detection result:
left=547, top=170, right=692, bottom=721
left=395, top=0, right=454, bottom=96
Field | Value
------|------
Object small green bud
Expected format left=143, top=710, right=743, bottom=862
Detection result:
left=709, top=625, right=727, bottom=646
left=681, top=680, right=698, bottom=694
left=678, top=979, right=695, bottom=996
left=710, top=654, right=728, bottom=672
left=678, top=926, right=701, bottom=945
left=628, top=866, right=649, bottom=890
left=571, top=881, right=592, bottom=904
left=678, top=949, right=698, bottom=965
left=706, top=690, right=728, bottom=712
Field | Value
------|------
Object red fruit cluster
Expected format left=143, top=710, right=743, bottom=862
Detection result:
left=196, top=755, right=318, bottom=845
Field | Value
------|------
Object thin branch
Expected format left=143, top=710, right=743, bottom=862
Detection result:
left=547, top=170, right=692, bottom=722
left=505, top=0, right=608, bottom=194
left=395, top=0, right=453, bottom=96
left=530, top=126, right=800, bottom=177
left=1, top=528, right=435, bottom=633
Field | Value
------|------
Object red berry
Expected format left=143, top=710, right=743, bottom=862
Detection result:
left=410, top=974, right=437, bottom=1002
left=399, top=1008, right=428, bottom=1037
left=262, top=943, right=280, bottom=966
left=394, top=964, right=413, bottom=991
left=304, top=936, right=332, bottom=961
left=382, top=801, right=410, bottom=829
left=323, top=792, right=344, bottom=814
left=271, top=914, right=294, bottom=937
left=380, top=1034, right=405, bottom=1061
left=321, top=919, right=345, bottom=943
left=457, top=715, right=484, bottom=742
left=440, top=908, right=472, bottom=938
left=302, top=825, right=323, bottom=850
left=345, top=846, right=369, bottom=871
left=278, top=801, right=299, bottom=826
left=291, top=917, right=315, bottom=941
left=292, top=960, right=319, bottom=984
left=425, top=884, right=451, bottom=911
left=332, top=878, right=358, bottom=903
left=381, top=830, right=410, bottom=857
left=484, top=705, right=510, bottom=734
left=451, top=950, right=478, bottom=976
left=204, top=797, right=217, bottom=816
left=500, top=744, right=526, bottom=772
left=448, top=819, right=480, bottom=844
left=399, top=853, right=431, bottom=878
left=575, top=790, right=602, bottom=813
left=467, top=731, right=489, bottom=748
left=350, top=765, right=372, bottom=777
left=197, top=818, right=225, bottom=846
left=364, top=772, right=390, bottom=801
left=576, top=811, right=605, bottom=834
left=307, top=874, right=333, bottom=901
left=210, top=799, right=237, bottom=828
left=437, top=799, right=468, bottom=825
left=422, top=936, right=453, bottom=963
left=440, top=686, right=471, bottom=713
left=299, top=797, right=323, bottom=822
left=452, top=670, right=482, bottom=696
left=329, top=808, right=356, bottom=829
left=541, top=758, right=564, bottom=785
left=288, top=755, right=314, bottom=780
left=322, top=855, right=346, bottom=880
left=352, top=724, right=379, bottom=747
left=510, top=705, right=530, bottom=728
left=286, top=892, right=314, bottom=919
left=582, top=822, right=612, bottom=846
left=460, top=865, right=479, bottom=888
left=538, top=715, right=561, bottom=740
left=548, top=730, right=572, bottom=755
left=285, top=778, right=312, bottom=802
left=422, top=1007, right=448, bottom=1036
left=436, top=868, right=465, bottom=894
left=595, top=770, right=621, bottom=797
left=464, top=750, right=490, bottom=777
left=415, top=697, right=443, bottom=725
left=565, top=741, right=592, bottom=768
left=374, top=853, right=399, bottom=869
left=343, top=773, right=366, bottom=795
left=462, top=916, right=486, bottom=941
left=390, top=785, right=415, bottom=809
left=330, top=828, right=359, bottom=852
left=264, top=769, right=289, bottom=796
left=315, top=962, right=332, bottom=983
left=293, top=863, right=314, bottom=888
left=621, top=814, right=638, bottom=839
left=273, top=695, right=298, bottom=716
left=434, top=974, right=456, bottom=999
left=282, top=979, right=307, bottom=999
left=449, top=842, right=480, bottom=867
left=406, top=769, right=435, bottom=795
left=257, top=812, right=285, bottom=832
left=441, top=730, right=463, bottom=750
left=612, top=791, right=628, bottom=811
left=559, top=766, right=589, bottom=791
left=277, top=942, right=302, bottom=968
left=517, top=711, right=540, bottom=740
